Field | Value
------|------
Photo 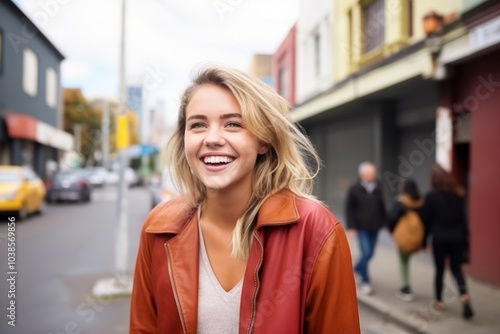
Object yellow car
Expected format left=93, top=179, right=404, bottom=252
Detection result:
left=0, top=166, right=46, bottom=220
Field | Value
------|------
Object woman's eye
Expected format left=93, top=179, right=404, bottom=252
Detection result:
left=226, top=122, right=242, bottom=128
left=189, top=122, right=206, bottom=129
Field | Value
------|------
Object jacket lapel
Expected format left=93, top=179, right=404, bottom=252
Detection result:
left=165, top=214, right=200, bottom=334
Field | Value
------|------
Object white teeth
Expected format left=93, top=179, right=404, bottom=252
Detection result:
left=203, top=156, right=234, bottom=164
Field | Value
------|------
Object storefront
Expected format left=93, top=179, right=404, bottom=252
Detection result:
left=436, top=2, right=500, bottom=286
left=1, top=113, right=74, bottom=179
left=301, top=76, right=438, bottom=219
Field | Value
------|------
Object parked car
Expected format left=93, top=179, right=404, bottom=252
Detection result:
left=149, top=173, right=177, bottom=209
left=126, top=167, right=142, bottom=187
left=104, top=169, right=119, bottom=186
left=46, top=170, right=91, bottom=203
left=0, top=165, right=46, bottom=219
left=85, top=167, right=108, bottom=188
left=106, top=166, right=141, bottom=187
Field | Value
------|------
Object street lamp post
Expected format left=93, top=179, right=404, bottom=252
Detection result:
left=92, top=0, right=132, bottom=298
left=115, top=0, right=129, bottom=281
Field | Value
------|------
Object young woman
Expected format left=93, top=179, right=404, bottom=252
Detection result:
left=421, top=164, right=474, bottom=319
left=130, top=66, right=360, bottom=333
left=388, top=178, right=424, bottom=301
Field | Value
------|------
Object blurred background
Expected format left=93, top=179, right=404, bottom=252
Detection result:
left=0, top=0, right=499, bottom=333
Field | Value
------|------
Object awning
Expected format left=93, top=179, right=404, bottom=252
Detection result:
left=4, top=113, right=74, bottom=151
left=127, top=144, right=159, bottom=158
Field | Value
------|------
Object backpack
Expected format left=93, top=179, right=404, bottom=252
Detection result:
left=392, top=209, right=424, bottom=254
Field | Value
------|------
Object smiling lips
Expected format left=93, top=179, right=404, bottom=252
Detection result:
left=202, top=156, right=235, bottom=164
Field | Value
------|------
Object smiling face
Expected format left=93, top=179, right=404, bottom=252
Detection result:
left=184, top=84, right=268, bottom=197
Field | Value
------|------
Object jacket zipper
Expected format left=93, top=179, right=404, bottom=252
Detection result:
left=247, top=232, right=264, bottom=334
left=164, top=243, right=188, bottom=334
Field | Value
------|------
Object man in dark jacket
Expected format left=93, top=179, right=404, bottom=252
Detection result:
left=345, top=162, right=387, bottom=295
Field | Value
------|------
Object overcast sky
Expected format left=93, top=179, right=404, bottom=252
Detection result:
left=14, top=0, right=298, bottom=122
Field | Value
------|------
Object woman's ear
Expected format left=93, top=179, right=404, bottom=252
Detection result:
left=258, top=142, right=270, bottom=155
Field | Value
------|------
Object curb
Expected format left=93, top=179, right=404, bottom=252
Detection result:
left=357, top=294, right=433, bottom=334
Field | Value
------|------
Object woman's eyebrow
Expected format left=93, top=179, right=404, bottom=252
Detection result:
left=186, top=115, right=207, bottom=121
left=187, top=113, right=241, bottom=121
left=220, top=113, right=241, bottom=120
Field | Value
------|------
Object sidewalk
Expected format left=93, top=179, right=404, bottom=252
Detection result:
left=348, top=231, right=500, bottom=334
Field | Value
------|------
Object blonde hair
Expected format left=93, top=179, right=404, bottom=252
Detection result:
left=165, top=65, right=321, bottom=258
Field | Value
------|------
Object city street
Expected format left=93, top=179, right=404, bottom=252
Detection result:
left=0, top=186, right=412, bottom=333
left=0, top=186, right=148, bottom=334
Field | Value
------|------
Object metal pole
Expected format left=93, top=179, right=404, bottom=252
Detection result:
left=73, top=124, right=82, bottom=154
left=91, top=0, right=131, bottom=298
left=102, top=101, right=110, bottom=169
left=115, top=0, right=128, bottom=280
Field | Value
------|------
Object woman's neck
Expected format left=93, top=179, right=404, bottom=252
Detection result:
left=202, top=186, right=252, bottom=230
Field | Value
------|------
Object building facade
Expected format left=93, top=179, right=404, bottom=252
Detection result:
left=296, top=0, right=334, bottom=104
left=294, top=0, right=450, bottom=216
left=272, top=24, right=297, bottom=106
left=0, top=0, right=73, bottom=179
left=127, top=85, right=143, bottom=137
left=249, top=54, right=273, bottom=86
left=432, top=0, right=500, bottom=286
left=289, top=0, right=500, bottom=286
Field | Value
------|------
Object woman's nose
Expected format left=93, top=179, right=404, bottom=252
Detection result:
left=203, top=127, right=225, bottom=147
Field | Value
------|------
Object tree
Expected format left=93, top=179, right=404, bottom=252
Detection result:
left=63, top=89, right=102, bottom=166
left=64, top=89, right=141, bottom=167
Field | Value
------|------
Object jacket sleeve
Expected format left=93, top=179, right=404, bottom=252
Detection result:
left=345, top=186, right=358, bottom=230
left=377, top=186, right=388, bottom=224
left=387, top=202, right=406, bottom=233
left=305, top=223, right=361, bottom=334
left=130, top=221, right=157, bottom=334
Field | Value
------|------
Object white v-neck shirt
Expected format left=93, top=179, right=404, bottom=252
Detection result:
left=197, top=217, right=243, bottom=334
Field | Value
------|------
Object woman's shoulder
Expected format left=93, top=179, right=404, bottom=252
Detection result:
left=143, top=195, right=196, bottom=233
left=294, top=196, right=341, bottom=231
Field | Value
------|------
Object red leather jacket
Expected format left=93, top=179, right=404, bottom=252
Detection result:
left=130, top=190, right=360, bottom=333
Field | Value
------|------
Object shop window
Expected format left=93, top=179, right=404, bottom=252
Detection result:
left=23, top=48, right=39, bottom=97
left=362, top=0, right=385, bottom=53
left=46, top=67, right=57, bottom=108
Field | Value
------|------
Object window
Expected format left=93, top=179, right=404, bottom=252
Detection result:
left=278, top=61, right=289, bottom=100
left=23, top=48, right=39, bottom=97
left=347, top=9, right=353, bottom=61
left=362, top=0, right=385, bottom=53
left=46, top=67, right=57, bottom=108
left=314, top=31, right=321, bottom=76
left=407, top=0, right=413, bottom=37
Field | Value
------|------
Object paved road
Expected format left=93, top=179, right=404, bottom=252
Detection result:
left=0, top=186, right=411, bottom=333
left=0, top=186, right=149, bottom=334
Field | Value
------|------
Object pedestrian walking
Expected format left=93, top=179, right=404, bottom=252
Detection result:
left=421, top=164, right=474, bottom=319
left=345, top=162, right=387, bottom=295
left=130, top=66, right=360, bottom=333
left=388, top=178, right=425, bottom=301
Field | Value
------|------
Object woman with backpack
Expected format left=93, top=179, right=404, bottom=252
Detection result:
left=421, top=164, right=473, bottom=319
left=388, top=178, right=425, bottom=302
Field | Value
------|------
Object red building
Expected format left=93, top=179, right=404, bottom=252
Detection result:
left=436, top=1, right=500, bottom=286
left=272, top=24, right=296, bottom=106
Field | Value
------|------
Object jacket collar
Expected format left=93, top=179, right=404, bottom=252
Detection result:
left=145, top=189, right=300, bottom=234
